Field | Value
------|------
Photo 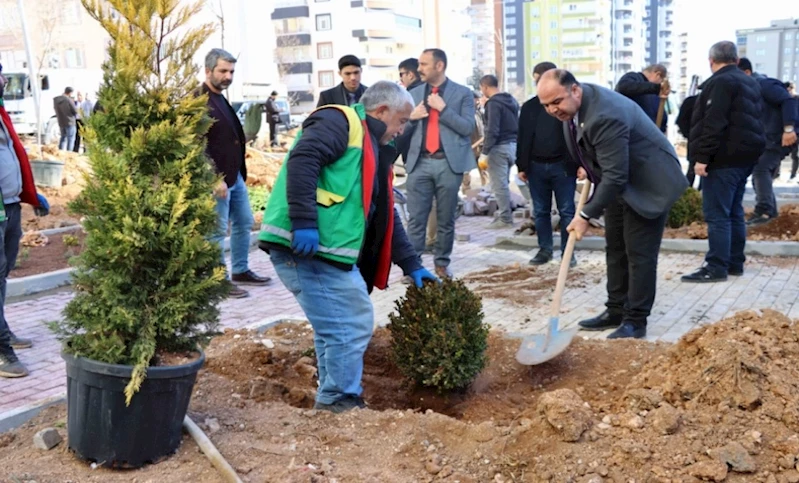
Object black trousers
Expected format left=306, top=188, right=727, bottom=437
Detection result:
left=604, top=197, right=667, bottom=326
left=268, top=121, right=278, bottom=146
left=73, top=119, right=83, bottom=153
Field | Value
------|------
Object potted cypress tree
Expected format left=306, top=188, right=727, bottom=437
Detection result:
left=49, top=0, right=227, bottom=468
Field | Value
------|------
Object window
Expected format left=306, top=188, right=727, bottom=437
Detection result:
left=62, top=0, right=81, bottom=24
left=756, top=49, right=766, bottom=56
left=530, top=6, right=540, bottom=16
left=319, top=70, right=334, bottom=88
left=508, top=60, right=517, bottom=68
left=550, top=21, right=558, bottom=28
left=317, top=42, right=333, bottom=59
left=531, top=51, right=540, bottom=59
left=316, top=14, right=331, bottom=31
left=506, top=5, right=515, bottom=14
left=550, top=5, right=557, bottom=14
left=533, top=36, right=540, bottom=45
left=507, top=28, right=516, bottom=36
left=787, top=48, right=793, bottom=54
left=507, top=39, right=516, bottom=47
left=531, top=22, right=539, bottom=30
left=385, top=45, right=393, bottom=54
left=551, top=50, right=559, bottom=58
left=506, top=16, right=516, bottom=26
left=786, top=32, right=794, bottom=40
left=568, top=4, right=578, bottom=11
left=756, top=35, right=766, bottom=42
left=623, top=25, right=632, bottom=34
left=550, top=35, right=558, bottom=43
left=63, top=48, right=84, bottom=68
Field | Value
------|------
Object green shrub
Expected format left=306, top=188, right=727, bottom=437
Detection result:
left=388, top=279, right=489, bottom=391
left=248, top=186, right=270, bottom=214
left=668, top=188, right=704, bottom=228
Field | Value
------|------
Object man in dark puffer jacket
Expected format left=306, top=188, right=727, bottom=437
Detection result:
left=681, top=41, right=765, bottom=284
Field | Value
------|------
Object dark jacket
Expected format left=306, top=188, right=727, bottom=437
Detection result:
left=615, top=72, right=667, bottom=132
left=752, top=72, right=799, bottom=153
left=200, top=83, right=247, bottom=187
left=317, top=82, right=367, bottom=107
left=53, top=95, right=77, bottom=127
left=267, top=108, right=421, bottom=292
left=516, top=96, right=574, bottom=175
left=676, top=95, right=698, bottom=139
left=482, top=92, right=519, bottom=154
left=689, top=65, right=766, bottom=169
left=265, top=97, right=280, bottom=123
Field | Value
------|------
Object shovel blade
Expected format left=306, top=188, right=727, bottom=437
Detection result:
left=515, top=326, right=577, bottom=365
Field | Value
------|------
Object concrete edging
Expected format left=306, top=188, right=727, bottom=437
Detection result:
left=7, top=231, right=261, bottom=298
left=0, top=394, right=65, bottom=434
left=496, top=235, right=799, bottom=257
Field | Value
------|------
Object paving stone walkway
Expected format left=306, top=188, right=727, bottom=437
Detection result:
left=1, top=214, right=798, bottom=417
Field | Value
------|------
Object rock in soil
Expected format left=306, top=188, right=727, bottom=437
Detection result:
left=32, top=428, right=61, bottom=450
left=538, top=388, right=593, bottom=442
left=708, top=441, right=757, bottom=473
left=687, top=459, right=728, bottom=481
left=650, top=402, right=681, bottom=435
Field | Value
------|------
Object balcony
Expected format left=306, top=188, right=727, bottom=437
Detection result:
left=276, top=0, right=307, bottom=6
left=365, top=0, right=397, bottom=8
left=278, top=62, right=313, bottom=74
left=271, top=5, right=309, bottom=20
left=276, top=34, right=312, bottom=46
left=366, top=57, right=396, bottom=68
left=352, top=28, right=396, bottom=39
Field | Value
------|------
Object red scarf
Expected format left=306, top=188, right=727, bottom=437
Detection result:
left=359, top=120, right=394, bottom=290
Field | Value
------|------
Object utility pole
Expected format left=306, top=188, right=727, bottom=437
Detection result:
left=18, top=0, right=43, bottom=150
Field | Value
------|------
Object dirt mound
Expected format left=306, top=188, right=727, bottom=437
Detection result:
left=464, top=262, right=590, bottom=306
left=245, top=147, right=283, bottom=190
left=749, top=204, right=799, bottom=241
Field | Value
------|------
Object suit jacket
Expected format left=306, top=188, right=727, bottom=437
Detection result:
left=200, top=83, right=247, bottom=187
left=317, top=83, right=367, bottom=107
left=563, top=84, right=687, bottom=220
left=400, top=79, right=476, bottom=174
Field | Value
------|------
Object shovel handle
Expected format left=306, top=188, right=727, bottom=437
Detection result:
left=655, top=97, right=667, bottom=129
left=550, top=180, right=592, bottom=318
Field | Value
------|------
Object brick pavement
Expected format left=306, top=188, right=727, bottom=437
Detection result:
left=1, top=215, right=798, bottom=416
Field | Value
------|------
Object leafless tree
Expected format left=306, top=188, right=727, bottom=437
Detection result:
left=274, top=34, right=313, bottom=107
left=206, top=0, right=225, bottom=50
left=34, top=0, right=62, bottom=72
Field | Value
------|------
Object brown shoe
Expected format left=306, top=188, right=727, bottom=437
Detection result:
left=227, top=283, right=250, bottom=299
left=231, top=270, right=272, bottom=286
left=434, top=266, right=453, bottom=279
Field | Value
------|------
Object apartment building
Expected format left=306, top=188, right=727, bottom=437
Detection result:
left=610, top=0, right=646, bottom=83
left=677, top=31, right=689, bottom=102
left=643, top=0, right=675, bottom=72
left=271, top=0, right=425, bottom=113
left=468, top=0, right=503, bottom=83
left=523, top=0, right=614, bottom=97
left=420, top=0, right=474, bottom=86
left=737, top=18, right=799, bottom=83
left=504, top=0, right=526, bottom=89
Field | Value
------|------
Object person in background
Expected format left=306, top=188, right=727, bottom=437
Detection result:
left=80, top=94, right=94, bottom=124
left=789, top=82, right=799, bottom=180
left=73, top=92, right=85, bottom=153
left=200, top=48, right=271, bottom=298
left=478, top=74, right=519, bottom=229
left=737, top=58, right=798, bottom=225
left=462, top=90, right=487, bottom=192
left=516, top=61, right=577, bottom=266
left=676, top=91, right=700, bottom=189
left=615, top=64, right=670, bottom=133
left=398, top=58, right=423, bottom=91
left=317, top=55, right=368, bottom=107
left=54, top=87, right=78, bottom=151
left=259, top=81, right=436, bottom=413
left=265, top=91, right=281, bottom=148
left=0, top=65, right=50, bottom=377
left=680, top=43, right=765, bottom=284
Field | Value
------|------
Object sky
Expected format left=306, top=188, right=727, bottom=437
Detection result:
left=678, top=0, right=792, bottom=78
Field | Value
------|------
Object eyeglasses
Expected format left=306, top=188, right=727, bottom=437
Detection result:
left=399, top=71, right=410, bottom=77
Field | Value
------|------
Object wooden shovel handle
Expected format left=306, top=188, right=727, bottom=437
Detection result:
left=655, top=97, right=667, bottom=128
left=549, top=180, right=591, bottom=317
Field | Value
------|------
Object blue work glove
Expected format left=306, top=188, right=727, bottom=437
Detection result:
left=291, top=228, right=319, bottom=257
left=410, top=268, right=438, bottom=288
left=34, top=194, right=50, bottom=217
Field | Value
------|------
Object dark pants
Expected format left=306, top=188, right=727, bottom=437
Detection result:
left=604, top=197, right=667, bottom=326
left=0, top=203, right=22, bottom=347
left=703, top=165, right=752, bottom=276
left=73, top=119, right=83, bottom=153
left=268, top=121, right=278, bottom=147
left=526, top=161, right=576, bottom=255
left=751, top=149, right=782, bottom=218
left=790, top=144, right=799, bottom=178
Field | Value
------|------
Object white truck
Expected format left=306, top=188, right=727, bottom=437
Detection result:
left=2, top=68, right=103, bottom=143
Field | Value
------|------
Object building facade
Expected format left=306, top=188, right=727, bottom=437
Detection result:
left=468, top=0, right=503, bottom=84
left=643, top=0, right=675, bottom=72
left=737, top=18, right=799, bottom=83
left=503, top=0, right=526, bottom=91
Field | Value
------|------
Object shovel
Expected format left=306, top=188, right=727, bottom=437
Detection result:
left=515, top=180, right=592, bottom=365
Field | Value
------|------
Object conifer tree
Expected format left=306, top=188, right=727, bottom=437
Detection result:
left=51, top=0, right=227, bottom=404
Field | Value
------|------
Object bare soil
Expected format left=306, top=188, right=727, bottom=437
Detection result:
left=9, top=230, right=86, bottom=279
left=464, top=262, right=591, bottom=306
left=6, top=310, right=799, bottom=482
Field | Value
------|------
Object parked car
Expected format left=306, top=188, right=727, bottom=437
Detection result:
left=231, top=99, right=293, bottom=132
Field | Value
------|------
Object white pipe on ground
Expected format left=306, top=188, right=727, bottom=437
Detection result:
left=183, top=416, right=243, bottom=483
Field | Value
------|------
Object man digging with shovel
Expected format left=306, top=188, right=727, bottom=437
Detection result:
left=259, top=81, right=437, bottom=413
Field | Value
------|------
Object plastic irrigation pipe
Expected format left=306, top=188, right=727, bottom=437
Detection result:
left=183, top=416, right=243, bottom=483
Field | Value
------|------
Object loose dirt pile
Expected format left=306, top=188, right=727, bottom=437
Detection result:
left=6, top=310, right=799, bottom=482
left=465, top=262, right=593, bottom=305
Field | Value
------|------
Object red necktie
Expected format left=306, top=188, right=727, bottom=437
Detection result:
left=425, top=86, right=440, bottom=154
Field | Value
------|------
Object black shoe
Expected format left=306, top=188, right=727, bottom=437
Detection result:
left=681, top=267, right=727, bottom=283
left=224, top=281, right=250, bottom=299
left=314, top=395, right=367, bottom=414
left=746, top=213, right=775, bottom=226
left=607, top=322, right=646, bottom=340
left=528, top=250, right=552, bottom=266
left=9, top=332, right=32, bottom=349
left=578, top=310, right=623, bottom=331
left=568, top=256, right=577, bottom=268
left=231, top=270, right=272, bottom=286
left=0, top=346, right=28, bottom=378
left=728, top=268, right=744, bottom=277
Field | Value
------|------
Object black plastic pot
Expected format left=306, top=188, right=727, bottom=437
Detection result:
left=62, top=350, right=205, bottom=468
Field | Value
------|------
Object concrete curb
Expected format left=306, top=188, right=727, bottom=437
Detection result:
left=7, top=231, right=262, bottom=299
left=0, top=394, right=65, bottom=434
left=496, top=235, right=799, bottom=257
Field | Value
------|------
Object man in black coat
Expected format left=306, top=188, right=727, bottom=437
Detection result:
left=265, top=91, right=281, bottom=147
left=516, top=62, right=577, bottom=266
left=615, top=64, right=670, bottom=132
left=317, top=55, right=368, bottom=107
left=201, top=48, right=271, bottom=298
left=738, top=58, right=799, bottom=225
left=681, top=42, right=766, bottom=284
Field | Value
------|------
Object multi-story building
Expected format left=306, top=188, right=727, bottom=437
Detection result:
left=643, top=0, right=675, bottom=72
left=420, top=0, right=473, bottom=86
left=503, top=0, right=526, bottom=90
left=610, top=0, right=646, bottom=83
left=677, top=31, right=689, bottom=102
left=523, top=0, right=614, bottom=97
left=468, top=0, right=503, bottom=84
left=271, top=0, right=425, bottom=113
left=737, top=18, right=799, bottom=83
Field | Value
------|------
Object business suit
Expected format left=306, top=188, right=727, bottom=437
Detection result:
left=565, top=84, right=687, bottom=327
left=400, top=79, right=476, bottom=269
left=317, top=83, right=367, bottom=108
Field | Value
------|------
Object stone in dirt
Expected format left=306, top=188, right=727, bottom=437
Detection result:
left=33, top=428, right=62, bottom=450
left=205, top=417, right=221, bottom=434
left=687, top=460, right=728, bottom=481
left=538, top=389, right=593, bottom=442
left=650, top=403, right=681, bottom=435
left=708, top=441, right=757, bottom=473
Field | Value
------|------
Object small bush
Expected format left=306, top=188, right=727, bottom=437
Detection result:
left=388, top=279, right=489, bottom=391
left=248, top=186, right=270, bottom=214
left=668, top=188, right=704, bottom=229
